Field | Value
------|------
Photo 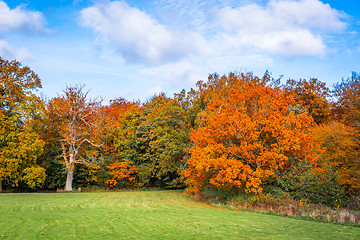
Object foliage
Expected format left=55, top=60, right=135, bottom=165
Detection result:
left=106, top=160, right=138, bottom=188
left=0, top=57, right=45, bottom=190
left=100, top=98, right=141, bottom=158
left=80, top=165, right=101, bottom=185
left=174, top=88, right=202, bottom=128
left=283, top=78, right=331, bottom=124
left=100, top=98, right=144, bottom=186
left=102, top=93, right=191, bottom=188
left=138, top=93, right=191, bottom=187
left=333, top=72, right=360, bottom=129
left=0, top=124, right=45, bottom=188
left=196, top=71, right=276, bottom=107
left=185, top=73, right=321, bottom=194
left=21, top=166, right=46, bottom=189
left=275, top=161, right=345, bottom=207
left=314, top=121, right=360, bottom=194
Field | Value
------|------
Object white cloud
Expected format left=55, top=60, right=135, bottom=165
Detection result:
left=0, top=1, right=48, bottom=33
left=268, top=0, right=347, bottom=32
left=0, top=40, right=12, bottom=57
left=214, top=0, right=347, bottom=58
left=80, top=1, right=210, bottom=65
left=77, top=0, right=349, bottom=88
left=0, top=40, right=32, bottom=62
left=141, top=60, right=204, bottom=84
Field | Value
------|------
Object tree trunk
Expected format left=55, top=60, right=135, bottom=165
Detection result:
left=64, top=169, right=74, bottom=192
left=0, top=181, right=2, bottom=193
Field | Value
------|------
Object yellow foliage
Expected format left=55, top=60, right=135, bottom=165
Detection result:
left=22, top=166, right=46, bottom=189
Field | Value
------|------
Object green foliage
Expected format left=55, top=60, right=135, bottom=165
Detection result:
left=139, top=93, right=190, bottom=187
left=142, top=95, right=190, bottom=187
left=108, top=93, right=192, bottom=188
left=275, top=161, right=345, bottom=207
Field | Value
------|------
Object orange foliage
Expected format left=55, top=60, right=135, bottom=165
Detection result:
left=184, top=77, right=321, bottom=194
left=283, top=78, right=331, bottom=124
left=106, top=160, right=139, bottom=188
left=314, top=121, right=360, bottom=194
left=100, top=98, right=141, bottom=157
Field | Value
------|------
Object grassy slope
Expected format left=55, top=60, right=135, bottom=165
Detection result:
left=0, top=191, right=359, bottom=239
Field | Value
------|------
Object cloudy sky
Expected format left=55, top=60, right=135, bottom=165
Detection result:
left=1, top=0, right=359, bottom=102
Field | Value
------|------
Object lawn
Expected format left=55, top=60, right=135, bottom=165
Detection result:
left=0, top=190, right=359, bottom=239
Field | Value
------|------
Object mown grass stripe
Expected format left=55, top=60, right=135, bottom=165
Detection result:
left=0, top=190, right=359, bottom=239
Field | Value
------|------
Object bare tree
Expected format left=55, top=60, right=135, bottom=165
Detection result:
left=48, top=85, right=102, bottom=191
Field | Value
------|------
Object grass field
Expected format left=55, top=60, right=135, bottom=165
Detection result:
left=0, top=190, right=359, bottom=239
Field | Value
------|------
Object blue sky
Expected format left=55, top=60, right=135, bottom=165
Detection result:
left=1, top=0, right=359, bottom=102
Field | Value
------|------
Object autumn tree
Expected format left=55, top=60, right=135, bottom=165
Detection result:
left=283, top=78, right=331, bottom=124
left=0, top=57, right=45, bottom=191
left=47, top=85, right=102, bottom=191
left=315, top=121, right=360, bottom=194
left=196, top=72, right=274, bottom=107
left=333, top=72, right=360, bottom=131
left=184, top=73, right=321, bottom=194
left=100, top=98, right=141, bottom=160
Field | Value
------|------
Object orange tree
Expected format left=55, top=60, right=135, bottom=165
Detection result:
left=184, top=73, right=321, bottom=194
left=315, top=121, right=360, bottom=194
left=283, top=78, right=331, bottom=124
left=0, top=57, right=45, bottom=191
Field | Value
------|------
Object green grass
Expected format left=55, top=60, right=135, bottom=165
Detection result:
left=0, top=190, right=359, bottom=239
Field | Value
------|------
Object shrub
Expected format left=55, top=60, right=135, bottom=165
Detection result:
left=275, top=161, right=345, bottom=207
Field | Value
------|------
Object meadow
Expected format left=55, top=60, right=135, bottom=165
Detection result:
left=0, top=190, right=359, bottom=239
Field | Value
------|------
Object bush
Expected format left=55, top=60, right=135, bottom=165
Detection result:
left=275, top=161, right=346, bottom=207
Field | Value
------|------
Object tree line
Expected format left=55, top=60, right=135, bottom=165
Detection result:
left=0, top=57, right=359, bottom=208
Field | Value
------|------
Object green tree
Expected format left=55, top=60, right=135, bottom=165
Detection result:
left=106, top=93, right=191, bottom=188
left=139, top=93, right=191, bottom=187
